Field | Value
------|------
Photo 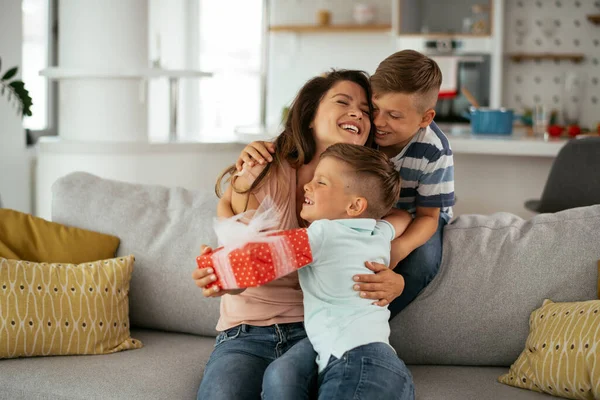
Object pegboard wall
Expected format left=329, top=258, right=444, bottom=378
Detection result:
left=503, top=0, right=600, bottom=129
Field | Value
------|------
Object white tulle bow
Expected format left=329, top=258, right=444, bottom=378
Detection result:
left=213, top=196, right=282, bottom=249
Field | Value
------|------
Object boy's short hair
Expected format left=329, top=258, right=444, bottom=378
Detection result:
left=371, top=50, right=442, bottom=112
left=321, top=143, right=401, bottom=219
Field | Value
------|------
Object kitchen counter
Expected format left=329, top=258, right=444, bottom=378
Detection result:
left=228, top=126, right=566, bottom=218
left=231, top=124, right=570, bottom=158
left=35, top=126, right=573, bottom=220
left=37, top=126, right=570, bottom=158
left=439, top=125, right=569, bottom=157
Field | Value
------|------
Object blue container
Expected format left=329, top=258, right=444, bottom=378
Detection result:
left=468, top=107, right=514, bottom=135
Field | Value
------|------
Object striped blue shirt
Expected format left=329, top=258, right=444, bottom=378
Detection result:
left=389, top=122, right=455, bottom=221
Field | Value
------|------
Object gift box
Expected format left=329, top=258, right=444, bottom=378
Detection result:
left=196, top=228, right=313, bottom=290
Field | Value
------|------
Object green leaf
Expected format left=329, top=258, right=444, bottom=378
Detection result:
left=1, top=67, right=18, bottom=81
left=9, top=81, right=25, bottom=91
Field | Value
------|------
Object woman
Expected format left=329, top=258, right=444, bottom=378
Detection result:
left=192, top=70, right=406, bottom=399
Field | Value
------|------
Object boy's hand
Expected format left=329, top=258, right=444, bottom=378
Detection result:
left=352, top=261, right=405, bottom=307
left=235, top=141, right=276, bottom=171
left=192, top=245, right=245, bottom=297
left=235, top=141, right=275, bottom=170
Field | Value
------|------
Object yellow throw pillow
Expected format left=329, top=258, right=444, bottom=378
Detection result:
left=498, top=299, right=600, bottom=399
left=0, top=255, right=142, bottom=359
left=0, top=208, right=120, bottom=263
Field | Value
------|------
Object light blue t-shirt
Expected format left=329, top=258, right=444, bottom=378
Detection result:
left=299, top=218, right=395, bottom=372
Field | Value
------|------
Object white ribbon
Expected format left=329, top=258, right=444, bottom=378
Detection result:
left=211, top=196, right=297, bottom=289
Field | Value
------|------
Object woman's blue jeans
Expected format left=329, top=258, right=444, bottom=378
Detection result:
left=197, top=322, right=316, bottom=400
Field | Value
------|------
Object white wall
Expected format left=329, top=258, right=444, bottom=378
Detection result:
left=452, top=153, right=551, bottom=219
left=36, top=141, right=245, bottom=220
left=0, top=0, right=32, bottom=213
left=265, top=0, right=397, bottom=125
left=266, top=34, right=396, bottom=126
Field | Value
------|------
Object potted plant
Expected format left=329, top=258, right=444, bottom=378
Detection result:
left=0, top=57, right=33, bottom=118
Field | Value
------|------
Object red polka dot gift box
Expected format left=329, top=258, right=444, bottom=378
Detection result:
left=196, top=228, right=313, bottom=289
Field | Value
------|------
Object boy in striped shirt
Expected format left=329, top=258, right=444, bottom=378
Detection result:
left=369, top=50, right=455, bottom=317
left=236, top=50, right=454, bottom=319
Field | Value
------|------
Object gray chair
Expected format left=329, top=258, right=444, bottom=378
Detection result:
left=525, top=136, right=600, bottom=213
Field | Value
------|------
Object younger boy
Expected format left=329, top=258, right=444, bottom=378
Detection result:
left=264, top=143, right=414, bottom=399
left=237, top=50, right=455, bottom=318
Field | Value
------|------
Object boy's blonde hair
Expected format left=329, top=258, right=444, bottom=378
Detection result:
left=321, top=143, right=401, bottom=219
left=371, top=50, right=442, bottom=113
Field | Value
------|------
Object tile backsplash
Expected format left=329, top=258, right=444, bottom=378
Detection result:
left=503, top=0, right=600, bottom=129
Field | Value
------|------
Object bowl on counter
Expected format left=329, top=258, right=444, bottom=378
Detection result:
left=466, top=107, right=515, bottom=135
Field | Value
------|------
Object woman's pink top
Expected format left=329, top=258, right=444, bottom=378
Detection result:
left=216, top=160, right=304, bottom=331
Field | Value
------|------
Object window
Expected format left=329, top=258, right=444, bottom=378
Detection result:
left=196, top=0, right=264, bottom=140
left=21, top=0, right=56, bottom=135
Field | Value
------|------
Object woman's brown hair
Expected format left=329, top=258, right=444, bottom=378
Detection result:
left=216, top=69, right=376, bottom=197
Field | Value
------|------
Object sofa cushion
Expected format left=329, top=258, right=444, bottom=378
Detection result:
left=498, top=299, right=600, bottom=399
left=51, top=172, right=221, bottom=336
left=0, top=255, right=141, bottom=359
left=0, top=329, right=213, bottom=400
left=390, top=205, right=600, bottom=366
left=0, top=256, right=142, bottom=358
left=0, top=332, right=554, bottom=400
left=0, top=208, right=120, bottom=263
left=410, top=366, right=555, bottom=399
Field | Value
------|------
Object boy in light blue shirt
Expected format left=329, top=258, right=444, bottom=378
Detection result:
left=264, top=143, right=415, bottom=400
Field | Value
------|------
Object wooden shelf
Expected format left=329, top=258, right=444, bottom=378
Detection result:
left=588, top=14, right=600, bottom=25
left=397, top=33, right=491, bottom=38
left=39, top=67, right=213, bottom=79
left=269, top=24, right=391, bottom=33
left=508, top=53, right=585, bottom=64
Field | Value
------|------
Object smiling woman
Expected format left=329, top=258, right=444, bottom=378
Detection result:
left=215, top=69, right=375, bottom=203
left=195, top=69, right=387, bottom=400
left=311, top=88, right=373, bottom=149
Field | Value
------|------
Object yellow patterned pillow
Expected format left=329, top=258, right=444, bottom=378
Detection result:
left=498, top=299, right=600, bottom=399
left=0, top=255, right=142, bottom=359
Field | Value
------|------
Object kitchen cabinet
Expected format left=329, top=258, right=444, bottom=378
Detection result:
left=396, top=0, right=493, bottom=36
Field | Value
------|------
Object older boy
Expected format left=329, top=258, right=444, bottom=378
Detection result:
left=237, top=50, right=455, bottom=318
left=367, top=50, right=454, bottom=317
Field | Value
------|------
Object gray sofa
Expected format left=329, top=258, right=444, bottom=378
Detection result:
left=1, top=172, right=599, bottom=400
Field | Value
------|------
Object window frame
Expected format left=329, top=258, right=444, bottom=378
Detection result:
left=25, top=0, right=58, bottom=144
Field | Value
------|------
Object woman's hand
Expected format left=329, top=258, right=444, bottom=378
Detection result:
left=352, top=262, right=405, bottom=307
left=235, top=141, right=276, bottom=171
left=192, top=245, right=245, bottom=297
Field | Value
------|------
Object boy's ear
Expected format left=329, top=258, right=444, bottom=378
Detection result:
left=346, top=196, right=368, bottom=217
left=419, top=108, right=436, bottom=128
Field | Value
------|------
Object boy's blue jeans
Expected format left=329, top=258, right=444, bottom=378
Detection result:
left=263, top=339, right=414, bottom=400
left=197, top=322, right=315, bottom=400
left=388, top=216, right=447, bottom=319
left=318, top=342, right=414, bottom=400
